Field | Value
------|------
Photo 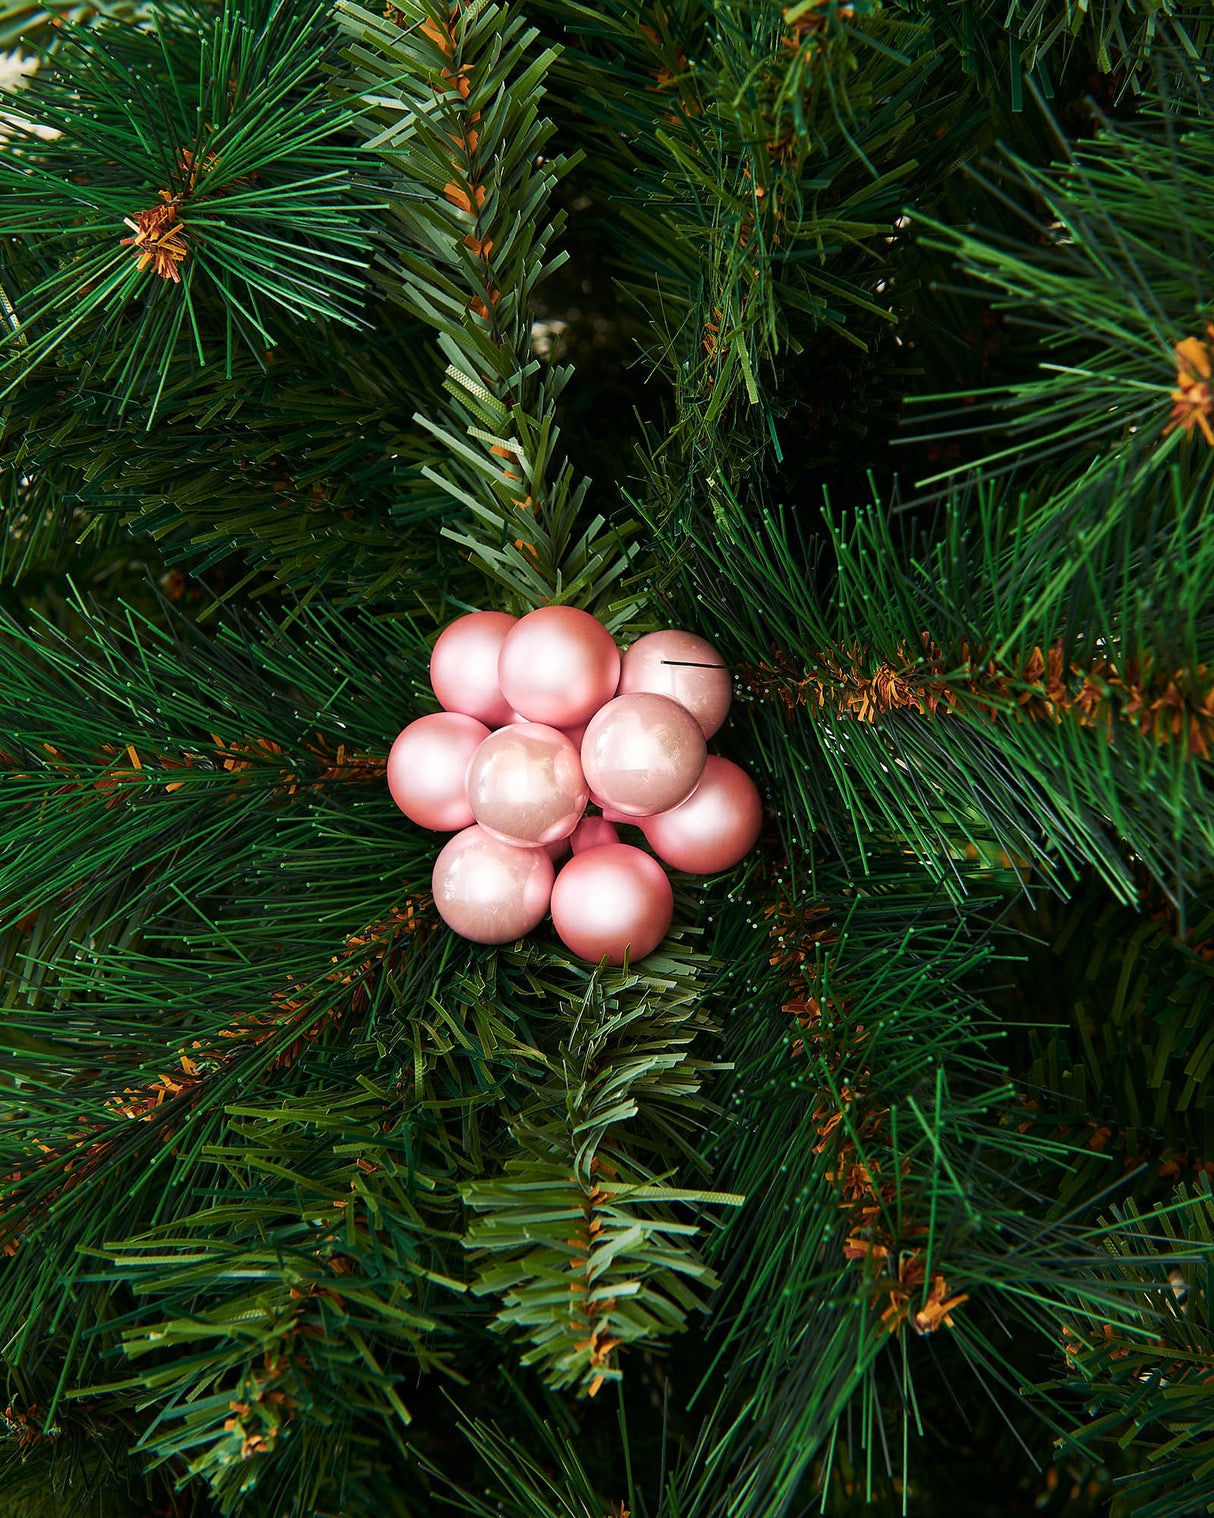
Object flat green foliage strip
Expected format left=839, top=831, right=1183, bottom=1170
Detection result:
left=463, top=962, right=741, bottom=1397
left=337, top=0, right=638, bottom=617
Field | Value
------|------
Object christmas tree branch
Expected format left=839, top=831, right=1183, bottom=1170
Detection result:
left=1, top=320, right=466, bottom=606
left=0, top=0, right=380, bottom=419
left=686, top=849, right=1212, bottom=1517
left=662, top=456, right=1213, bottom=924
left=338, top=0, right=637, bottom=616
left=906, top=74, right=1214, bottom=499
left=530, top=0, right=969, bottom=525
left=462, top=956, right=741, bottom=1398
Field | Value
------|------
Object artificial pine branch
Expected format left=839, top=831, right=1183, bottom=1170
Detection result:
left=0, top=589, right=468, bottom=1505
left=462, top=961, right=740, bottom=1397
left=0, top=0, right=381, bottom=418
left=684, top=845, right=1214, bottom=1518
left=652, top=453, right=1214, bottom=926
left=337, top=0, right=637, bottom=615
left=0, top=318, right=464, bottom=605
left=0, top=591, right=438, bottom=932
left=528, top=0, right=987, bottom=537
left=1047, top=1179, right=1214, bottom=1518
left=907, top=72, right=1214, bottom=497
left=901, top=0, right=1213, bottom=107
left=973, top=864, right=1214, bottom=1211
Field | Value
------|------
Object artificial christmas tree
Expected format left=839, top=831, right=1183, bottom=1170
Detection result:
left=1, top=1, right=1212, bottom=1515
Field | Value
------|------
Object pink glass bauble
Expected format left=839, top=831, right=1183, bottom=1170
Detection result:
left=560, top=721, right=588, bottom=752
left=639, top=756, right=762, bottom=874
left=580, top=692, right=706, bottom=818
left=570, top=816, right=620, bottom=854
left=497, top=606, right=620, bottom=727
left=430, top=611, right=517, bottom=728
left=432, top=825, right=555, bottom=944
left=465, top=723, right=588, bottom=847
left=550, top=844, right=673, bottom=965
left=618, top=630, right=733, bottom=739
left=387, top=712, right=491, bottom=831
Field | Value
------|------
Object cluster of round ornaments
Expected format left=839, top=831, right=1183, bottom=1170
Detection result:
left=387, top=607, right=762, bottom=965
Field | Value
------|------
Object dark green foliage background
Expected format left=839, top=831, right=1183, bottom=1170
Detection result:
left=1, top=1, right=1213, bottom=1516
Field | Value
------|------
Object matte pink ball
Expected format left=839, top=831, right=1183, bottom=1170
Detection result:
left=550, top=844, right=673, bottom=965
left=465, top=723, right=589, bottom=847
left=618, top=629, right=733, bottom=739
left=581, top=692, right=707, bottom=818
left=430, top=611, right=517, bottom=728
left=432, top=825, right=555, bottom=944
left=640, top=756, right=762, bottom=874
left=497, top=606, right=620, bottom=727
left=570, top=816, right=620, bottom=854
left=560, top=720, right=589, bottom=752
left=387, top=712, right=491, bottom=831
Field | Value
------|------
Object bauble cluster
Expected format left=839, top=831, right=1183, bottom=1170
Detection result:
left=387, top=607, right=761, bottom=965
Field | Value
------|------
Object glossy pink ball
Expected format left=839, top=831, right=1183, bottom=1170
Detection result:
left=432, top=825, right=555, bottom=944
left=550, top=844, right=673, bottom=965
left=581, top=692, right=706, bottom=818
left=387, top=712, right=491, bottom=831
left=570, top=816, right=620, bottom=854
left=560, top=720, right=589, bottom=752
left=618, top=629, right=733, bottom=738
left=639, top=756, right=762, bottom=874
left=430, top=611, right=517, bottom=728
left=497, top=606, right=620, bottom=727
left=465, top=723, right=588, bottom=847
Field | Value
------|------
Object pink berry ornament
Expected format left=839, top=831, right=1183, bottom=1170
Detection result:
left=618, top=629, right=733, bottom=738
left=497, top=606, right=620, bottom=727
left=550, top=844, right=673, bottom=966
left=387, top=713, right=491, bottom=831
left=465, top=723, right=588, bottom=848
left=639, top=756, right=762, bottom=874
left=430, top=611, right=517, bottom=728
left=580, top=692, right=706, bottom=818
left=431, top=825, right=555, bottom=944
